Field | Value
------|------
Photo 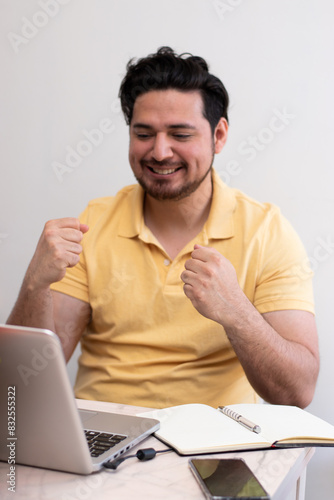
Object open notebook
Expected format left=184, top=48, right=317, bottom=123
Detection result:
left=0, top=324, right=159, bottom=474
left=139, top=403, right=334, bottom=455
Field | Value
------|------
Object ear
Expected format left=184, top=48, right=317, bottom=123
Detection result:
left=213, top=118, right=228, bottom=154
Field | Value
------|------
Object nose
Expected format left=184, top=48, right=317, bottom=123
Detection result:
left=152, top=133, right=173, bottom=162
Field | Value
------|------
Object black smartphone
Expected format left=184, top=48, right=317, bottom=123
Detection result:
left=189, top=458, right=270, bottom=500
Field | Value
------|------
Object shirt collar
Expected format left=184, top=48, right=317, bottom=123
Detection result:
left=118, top=183, right=145, bottom=238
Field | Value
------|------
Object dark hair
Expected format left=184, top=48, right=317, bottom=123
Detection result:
left=119, top=46, right=229, bottom=134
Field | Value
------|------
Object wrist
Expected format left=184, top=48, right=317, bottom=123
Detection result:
left=23, top=269, right=51, bottom=295
left=219, top=294, right=259, bottom=331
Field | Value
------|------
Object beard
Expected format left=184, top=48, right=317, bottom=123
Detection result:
left=135, top=155, right=215, bottom=202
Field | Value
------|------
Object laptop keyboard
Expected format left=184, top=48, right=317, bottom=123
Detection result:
left=84, top=430, right=127, bottom=458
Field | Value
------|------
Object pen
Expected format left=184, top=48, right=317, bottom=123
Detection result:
left=218, top=406, right=262, bottom=434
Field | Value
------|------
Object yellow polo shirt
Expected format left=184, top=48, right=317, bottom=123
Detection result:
left=51, top=170, right=314, bottom=409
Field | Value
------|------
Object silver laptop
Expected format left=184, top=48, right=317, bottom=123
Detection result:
left=0, top=324, right=160, bottom=474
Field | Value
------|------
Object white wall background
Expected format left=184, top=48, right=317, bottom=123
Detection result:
left=1, top=1, right=333, bottom=497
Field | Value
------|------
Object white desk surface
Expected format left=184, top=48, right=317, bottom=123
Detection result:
left=0, top=399, right=314, bottom=500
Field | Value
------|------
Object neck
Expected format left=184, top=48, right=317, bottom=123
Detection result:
left=143, top=177, right=213, bottom=259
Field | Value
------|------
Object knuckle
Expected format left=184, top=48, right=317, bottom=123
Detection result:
left=44, top=219, right=59, bottom=232
left=211, top=253, right=221, bottom=266
left=53, top=248, right=64, bottom=262
left=205, top=266, right=215, bottom=279
left=44, top=220, right=54, bottom=230
left=44, top=228, right=56, bottom=241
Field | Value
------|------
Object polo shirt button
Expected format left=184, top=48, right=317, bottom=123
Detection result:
left=163, top=258, right=170, bottom=266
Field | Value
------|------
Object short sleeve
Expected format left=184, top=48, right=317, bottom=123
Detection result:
left=253, top=209, right=314, bottom=314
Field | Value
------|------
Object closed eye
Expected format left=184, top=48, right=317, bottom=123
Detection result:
left=173, top=134, right=192, bottom=140
left=135, top=133, right=152, bottom=139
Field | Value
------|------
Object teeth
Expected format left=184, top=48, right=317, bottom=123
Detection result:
left=152, top=168, right=177, bottom=175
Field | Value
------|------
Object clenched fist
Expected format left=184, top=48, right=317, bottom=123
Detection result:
left=181, top=244, right=244, bottom=328
left=27, top=218, right=89, bottom=289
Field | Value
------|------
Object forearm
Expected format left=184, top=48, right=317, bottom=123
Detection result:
left=223, top=300, right=319, bottom=408
left=6, top=275, right=55, bottom=332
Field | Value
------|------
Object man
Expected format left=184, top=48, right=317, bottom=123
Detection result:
left=7, top=47, right=319, bottom=409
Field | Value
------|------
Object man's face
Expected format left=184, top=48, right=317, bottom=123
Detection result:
left=129, top=89, right=227, bottom=201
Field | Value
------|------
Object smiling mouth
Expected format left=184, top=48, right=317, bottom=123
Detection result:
left=149, top=167, right=181, bottom=175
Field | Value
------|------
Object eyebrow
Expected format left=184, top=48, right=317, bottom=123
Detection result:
left=132, top=123, right=197, bottom=130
